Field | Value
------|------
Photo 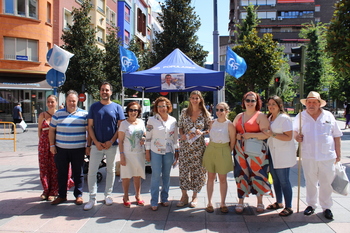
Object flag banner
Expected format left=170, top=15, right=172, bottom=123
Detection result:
left=225, top=46, right=247, bottom=79
left=48, top=44, right=74, bottom=74
left=119, top=46, right=139, bottom=72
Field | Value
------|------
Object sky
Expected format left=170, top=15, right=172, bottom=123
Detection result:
left=149, top=0, right=230, bottom=64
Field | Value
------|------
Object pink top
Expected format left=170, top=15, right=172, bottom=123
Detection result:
left=236, top=111, right=261, bottom=134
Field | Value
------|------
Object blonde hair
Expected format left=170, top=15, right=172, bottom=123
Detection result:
left=186, top=90, right=210, bottom=118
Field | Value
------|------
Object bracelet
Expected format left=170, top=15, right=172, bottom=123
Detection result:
left=86, top=145, right=91, bottom=147
left=120, top=152, right=124, bottom=154
left=110, top=140, right=114, bottom=144
left=50, top=145, right=55, bottom=148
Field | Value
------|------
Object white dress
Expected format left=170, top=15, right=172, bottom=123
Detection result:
left=119, top=119, right=146, bottom=179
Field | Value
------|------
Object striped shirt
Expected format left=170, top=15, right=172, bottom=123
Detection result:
left=50, top=108, right=88, bottom=149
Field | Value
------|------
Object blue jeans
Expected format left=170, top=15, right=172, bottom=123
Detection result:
left=269, top=157, right=293, bottom=208
left=150, top=151, right=173, bottom=207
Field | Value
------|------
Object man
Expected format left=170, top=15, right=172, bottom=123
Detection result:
left=84, top=82, right=125, bottom=210
left=294, top=91, right=342, bottom=220
left=49, top=90, right=90, bottom=205
left=161, top=74, right=177, bottom=90
left=12, top=102, right=26, bottom=133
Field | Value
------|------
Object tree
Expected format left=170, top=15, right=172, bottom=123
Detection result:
left=152, top=0, right=208, bottom=65
left=326, top=0, right=350, bottom=99
left=237, top=5, right=260, bottom=43
left=104, top=26, right=122, bottom=96
left=60, top=0, right=104, bottom=98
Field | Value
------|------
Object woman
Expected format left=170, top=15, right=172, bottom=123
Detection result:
left=177, top=90, right=211, bottom=208
left=118, top=101, right=146, bottom=208
left=344, top=103, right=350, bottom=129
left=263, top=96, right=296, bottom=216
left=203, top=102, right=236, bottom=213
left=38, top=95, right=73, bottom=201
left=145, top=97, right=179, bottom=211
left=232, top=91, right=272, bottom=213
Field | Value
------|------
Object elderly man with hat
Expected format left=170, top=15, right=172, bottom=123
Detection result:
left=293, top=91, right=342, bottom=220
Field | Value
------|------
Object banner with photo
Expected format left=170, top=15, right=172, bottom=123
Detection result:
left=161, top=73, right=185, bottom=90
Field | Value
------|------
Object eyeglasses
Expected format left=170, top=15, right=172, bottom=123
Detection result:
left=128, top=109, right=139, bottom=112
left=216, top=108, right=225, bottom=112
left=245, top=99, right=256, bottom=103
left=157, top=105, right=168, bottom=108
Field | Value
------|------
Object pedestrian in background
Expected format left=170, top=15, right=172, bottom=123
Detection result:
left=49, top=90, right=90, bottom=206
left=232, top=91, right=271, bottom=213
left=84, top=82, right=124, bottom=210
left=263, top=95, right=296, bottom=217
left=203, top=102, right=235, bottom=214
left=294, top=91, right=342, bottom=220
left=343, top=103, right=350, bottom=129
left=118, top=101, right=146, bottom=208
left=177, top=90, right=211, bottom=208
left=145, top=97, right=179, bottom=211
left=12, top=102, right=26, bottom=133
left=38, top=95, right=74, bottom=202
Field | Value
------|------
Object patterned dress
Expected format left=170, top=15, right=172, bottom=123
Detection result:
left=178, top=109, right=211, bottom=193
left=234, top=112, right=272, bottom=198
left=38, top=119, right=74, bottom=197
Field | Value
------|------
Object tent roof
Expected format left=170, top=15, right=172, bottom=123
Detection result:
left=123, top=48, right=224, bottom=92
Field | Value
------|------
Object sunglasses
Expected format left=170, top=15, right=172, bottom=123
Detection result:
left=128, top=109, right=139, bottom=112
left=245, top=99, right=256, bottom=103
left=216, top=108, right=225, bottom=112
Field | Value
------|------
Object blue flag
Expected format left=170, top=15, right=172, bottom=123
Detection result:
left=225, top=46, right=247, bottom=78
left=119, top=46, right=139, bottom=72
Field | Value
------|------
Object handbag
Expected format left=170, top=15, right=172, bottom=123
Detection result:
left=332, top=162, right=349, bottom=196
left=241, top=113, right=263, bottom=157
left=19, top=120, right=27, bottom=130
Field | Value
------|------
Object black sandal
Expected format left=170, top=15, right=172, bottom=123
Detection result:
left=266, top=202, right=283, bottom=210
left=279, top=207, right=293, bottom=217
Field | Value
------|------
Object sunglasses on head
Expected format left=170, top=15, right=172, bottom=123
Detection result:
left=245, top=99, right=256, bottom=103
left=216, top=108, right=225, bottom=112
left=128, top=109, right=139, bottom=112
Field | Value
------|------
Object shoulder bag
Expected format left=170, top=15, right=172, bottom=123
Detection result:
left=242, top=113, right=263, bottom=157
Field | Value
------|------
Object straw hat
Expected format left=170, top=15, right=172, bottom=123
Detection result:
left=300, top=91, right=326, bottom=107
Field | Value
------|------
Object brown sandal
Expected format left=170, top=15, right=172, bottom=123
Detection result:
left=279, top=207, right=293, bottom=217
left=220, top=206, right=229, bottom=213
left=266, top=202, right=284, bottom=210
left=206, top=205, right=214, bottom=213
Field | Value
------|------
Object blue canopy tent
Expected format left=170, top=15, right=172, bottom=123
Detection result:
left=122, top=48, right=225, bottom=93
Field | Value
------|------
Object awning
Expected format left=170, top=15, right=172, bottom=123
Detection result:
left=0, top=78, right=53, bottom=90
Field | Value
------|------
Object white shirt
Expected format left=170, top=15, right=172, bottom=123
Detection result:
left=209, top=119, right=230, bottom=143
left=161, top=82, right=177, bottom=90
left=293, top=109, right=342, bottom=161
left=145, top=114, right=179, bottom=154
left=267, top=114, right=296, bottom=168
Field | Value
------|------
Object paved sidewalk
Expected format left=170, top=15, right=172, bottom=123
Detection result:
left=0, top=122, right=349, bottom=232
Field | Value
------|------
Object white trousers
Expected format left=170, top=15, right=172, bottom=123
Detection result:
left=302, top=158, right=335, bottom=210
left=88, top=145, right=117, bottom=200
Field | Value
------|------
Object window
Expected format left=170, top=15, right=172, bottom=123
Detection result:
left=124, top=30, right=130, bottom=45
left=137, top=8, right=146, bottom=36
left=125, top=6, right=130, bottom=23
left=97, top=0, right=105, bottom=13
left=64, top=10, right=72, bottom=30
left=110, top=11, right=116, bottom=25
left=47, top=2, right=52, bottom=24
left=97, top=28, right=104, bottom=44
left=4, top=0, right=38, bottom=19
left=315, top=5, right=320, bottom=12
left=106, top=7, right=110, bottom=23
left=4, top=37, right=38, bottom=62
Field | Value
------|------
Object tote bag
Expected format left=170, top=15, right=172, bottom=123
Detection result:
left=332, top=162, right=349, bottom=196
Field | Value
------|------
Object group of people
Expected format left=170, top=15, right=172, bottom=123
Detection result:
left=37, top=85, right=342, bottom=220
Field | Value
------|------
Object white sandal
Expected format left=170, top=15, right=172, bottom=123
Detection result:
left=257, top=204, right=265, bottom=212
left=235, top=204, right=244, bottom=213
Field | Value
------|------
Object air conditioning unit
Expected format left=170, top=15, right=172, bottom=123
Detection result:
left=271, top=17, right=276, bottom=21
left=271, top=4, right=275, bottom=7
left=278, top=17, right=283, bottom=20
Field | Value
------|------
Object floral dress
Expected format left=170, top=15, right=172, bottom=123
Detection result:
left=178, top=109, right=211, bottom=193
left=38, top=119, right=74, bottom=197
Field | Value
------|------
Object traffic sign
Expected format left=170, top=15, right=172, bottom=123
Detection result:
left=78, top=93, right=86, bottom=102
left=46, top=48, right=53, bottom=63
left=46, top=68, right=65, bottom=88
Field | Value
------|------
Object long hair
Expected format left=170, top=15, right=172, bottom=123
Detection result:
left=186, top=90, right=210, bottom=118
left=266, top=95, right=287, bottom=118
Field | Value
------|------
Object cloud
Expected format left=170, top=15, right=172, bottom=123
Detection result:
left=150, top=0, right=162, bottom=12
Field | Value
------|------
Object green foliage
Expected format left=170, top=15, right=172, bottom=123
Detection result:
left=237, top=5, right=260, bottom=43
left=152, top=0, right=208, bottom=65
left=179, top=100, right=189, bottom=111
left=60, top=0, right=104, bottom=98
left=227, top=111, right=237, bottom=122
left=104, top=26, right=122, bottom=95
left=326, top=0, right=350, bottom=99
left=112, top=99, right=121, bottom=105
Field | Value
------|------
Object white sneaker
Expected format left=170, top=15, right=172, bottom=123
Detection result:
left=105, top=196, right=113, bottom=206
left=84, top=199, right=96, bottom=210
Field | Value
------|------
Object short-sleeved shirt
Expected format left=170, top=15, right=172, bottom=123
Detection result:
left=293, top=109, right=342, bottom=161
left=87, top=102, right=125, bottom=145
left=50, top=108, right=88, bottom=149
left=119, top=119, right=146, bottom=153
left=13, top=105, right=22, bottom=119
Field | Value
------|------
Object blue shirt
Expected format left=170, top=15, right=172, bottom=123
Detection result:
left=50, top=108, right=88, bottom=149
left=87, top=101, right=125, bottom=145
left=13, top=105, right=22, bottom=119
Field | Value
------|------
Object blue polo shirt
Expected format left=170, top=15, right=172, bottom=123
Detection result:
left=87, top=101, right=125, bottom=145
